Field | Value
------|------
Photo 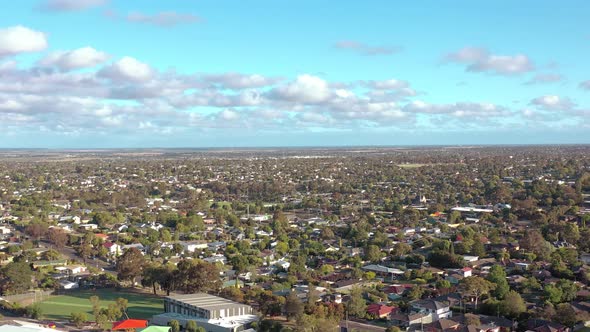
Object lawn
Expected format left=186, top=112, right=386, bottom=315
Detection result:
left=38, top=288, right=164, bottom=321
left=397, top=163, right=427, bottom=168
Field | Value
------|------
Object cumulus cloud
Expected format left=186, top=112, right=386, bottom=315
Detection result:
left=39, top=47, right=109, bottom=70
left=404, top=100, right=507, bottom=118
left=40, top=0, right=107, bottom=11
left=445, top=47, right=534, bottom=75
left=362, top=79, right=417, bottom=99
left=334, top=40, right=400, bottom=56
left=98, top=56, right=153, bottom=82
left=0, top=26, right=48, bottom=56
left=203, top=73, right=279, bottom=89
left=524, top=73, right=563, bottom=85
left=126, top=11, right=201, bottom=27
left=217, top=109, right=240, bottom=121
left=580, top=80, right=590, bottom=90
left=271, top=74, right=331, bottom=103
left=530, top=95, right=575, bottom=111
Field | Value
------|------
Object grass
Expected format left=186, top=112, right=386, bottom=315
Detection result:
left=397, top=163, right=427, bottom=168
left=38, top=288, right=163, bottom=321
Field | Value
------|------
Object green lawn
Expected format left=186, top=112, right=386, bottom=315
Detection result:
left=38, top=288, right=164, bottom=321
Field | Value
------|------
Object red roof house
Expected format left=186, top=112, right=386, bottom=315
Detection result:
left=366, top=303, right=397, bottom=318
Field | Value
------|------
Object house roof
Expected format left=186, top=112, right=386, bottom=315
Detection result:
left=103, top=242, right=118, bottom=248
left=112, top=319, right=148, bottom=330
left=366, top=303, right=395, bottom=316
left=425, top=318, right=460, bottom=331
left=412, top=299, right=449, bottom=311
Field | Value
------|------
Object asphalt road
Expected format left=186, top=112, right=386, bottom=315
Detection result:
left=339, top=320, right=387, bottom=332
left=39, top=240, right=116, bottom=275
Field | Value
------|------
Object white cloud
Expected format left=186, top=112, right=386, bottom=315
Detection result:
left=530, top=95, right=575, bottom=111
left=524, top=73, right=563, bottom=85
left=40, top=0, right=107, bottom=11
left=271, top=74, right=330, bottom=103
left=334, top=40, right=400, bottom=56
left=203, top=73, right=278, bottom=89
left=98, top=56, right=153, bottom=82
left=445, top=47, right=534, bottom=75
left=404, top=100, right=507, bottom=118
left=126, top=11, right=201, bottom=27
left=39, top=47, right=109, bottom=70
left=218, top=109, right=240, bottom=121
left=0, top=26, right=48, bottom=56
left=366, top=79, right=410, bottom=90
left=580, top=80, right=590, bottom=90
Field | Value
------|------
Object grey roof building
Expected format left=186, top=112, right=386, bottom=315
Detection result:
left=164, top=293, right=253, bottom=319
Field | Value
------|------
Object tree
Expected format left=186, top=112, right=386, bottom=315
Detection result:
left=555, top=303, right=577, bottom=327
left=407, top=285, right=424, bottom=300
left=285, top=291, right=304, bottom=321
left=90, top=295, right=101, bottom=318
left=76, top=242, right=93, bottom=264
left=174, top=259, right=222, bottom=293
left=25, top=221, right=48, bottom=243
left=543, top=284, right=563, bottom=305
left=116, top=247, right=146, bottom=285
left=186, top=320, right=198, bottom=332
left=116, top=297, right=128, bottom=317
left=458, top=276, right=495, bottom=311
left=500, top=291, right=526, bottom=318
left=364, top=245, right=382, bottom=263
left=26, top=303, right=43, bottom=319
left=391, top=242, right=412, bottom=258
left=169, top=320, right=180, bottom=332
left=71, top=312, right=88, bottom=328
left=520, top=229, right=553, bottom=260
left=0, top=261, right=33, bottom=295
left=486, top=265, right=509, bottom=299
left=557, top=279, right=579, bottom=303
left=48, top=228, right=67, bottom=249
left=347, top=286, right=366, bottom=318
left=42, top=249, right=61, bottom=261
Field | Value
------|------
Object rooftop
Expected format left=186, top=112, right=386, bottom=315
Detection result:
left=166, top=293, right=249, bottom=311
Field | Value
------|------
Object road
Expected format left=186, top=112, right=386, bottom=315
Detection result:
left=39, top=240, right=116, bottom=275
left=339, top=320, right=387, bottom=332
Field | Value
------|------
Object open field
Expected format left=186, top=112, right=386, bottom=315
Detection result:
left=38, top=289, right=163, bottom=321
left=397, top=163, right=427, bottom=168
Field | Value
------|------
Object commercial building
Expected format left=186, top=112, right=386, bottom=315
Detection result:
left=151, top=293, right=257, bottom=332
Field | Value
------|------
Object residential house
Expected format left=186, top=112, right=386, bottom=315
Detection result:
left=104, top=242, right=121, bottom=256
left=179, top=240, right=208, bottom=253
left=410, top=299, right=452, bottom=321
left=390, top=312, right=429, bottom=329
left=367, top=303, right=397, bottom=319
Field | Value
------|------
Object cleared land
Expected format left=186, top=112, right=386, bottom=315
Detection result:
left=38, top=288, right=163, bottom=321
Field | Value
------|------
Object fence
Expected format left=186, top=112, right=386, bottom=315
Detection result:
left=1, top=290, right=55, bottom=306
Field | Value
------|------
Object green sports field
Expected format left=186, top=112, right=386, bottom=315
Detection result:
left=38, top=288, right=163, bottom=321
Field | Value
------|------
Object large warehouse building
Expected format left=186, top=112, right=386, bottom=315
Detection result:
left=151, top=293, right=257, bottom=332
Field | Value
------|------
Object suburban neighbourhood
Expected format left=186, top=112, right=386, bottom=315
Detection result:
left=0, top=146, right=589, bottom=332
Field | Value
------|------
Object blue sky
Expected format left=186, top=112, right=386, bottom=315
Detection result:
left=0, top=0, right=589, bottom=147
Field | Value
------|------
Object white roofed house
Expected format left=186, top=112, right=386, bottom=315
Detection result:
left=409, top=298, right=452, bottom=323
left=122, top=243, right=145, bottom=253
left=362, top=264, right=405, bottom=280
left=179, top=240, right=208, bottom=253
